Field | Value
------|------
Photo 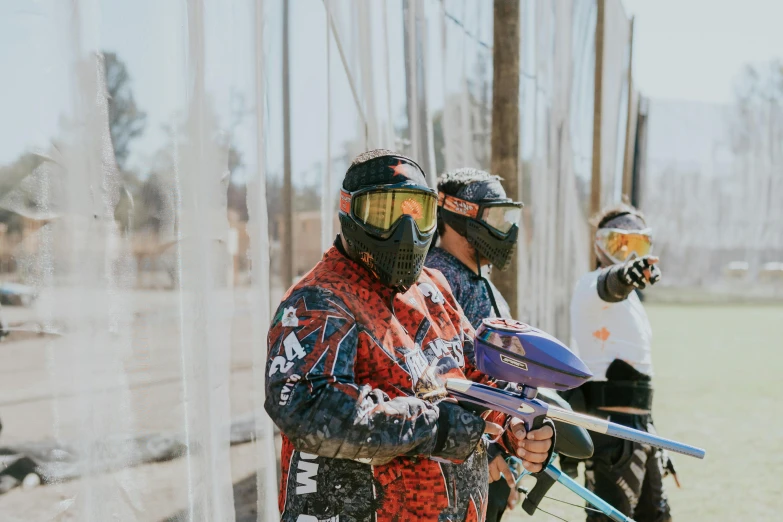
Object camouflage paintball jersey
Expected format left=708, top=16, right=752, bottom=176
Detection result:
left=425, top=247, right=511, bottom=329
left=265, top=240, right=514, bottom=522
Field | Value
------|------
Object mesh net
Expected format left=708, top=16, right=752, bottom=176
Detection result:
left=0, top=0, right=635, bottom=519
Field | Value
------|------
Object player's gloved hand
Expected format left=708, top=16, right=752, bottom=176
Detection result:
left=433, top=399, right=494, bottom=461
left=505, top=418, right=554, bottom=473
left=442, top=396, right=505, bottom=440
left=621, top=255, right=661, bottom=289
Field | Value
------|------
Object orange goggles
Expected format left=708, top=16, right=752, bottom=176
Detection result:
left=595, top=228, right=653, bottom=263
left=438, top=192, right=523, bottom=235
left=341, top=185, right=438, bottom=233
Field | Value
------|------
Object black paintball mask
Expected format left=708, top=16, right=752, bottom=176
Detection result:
left=437, top=176, right=522, bottom=271
left=339, top=151, right=437, bottom=291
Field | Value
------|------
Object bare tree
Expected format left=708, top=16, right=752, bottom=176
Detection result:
left=729, top=60, right=783, bottom=269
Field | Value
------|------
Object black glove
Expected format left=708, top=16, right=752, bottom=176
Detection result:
left=433, top=401, right=487, bottom=461
left=621, top=255, right=661, bottom=290
left=598, top=255, right=662, bottom=303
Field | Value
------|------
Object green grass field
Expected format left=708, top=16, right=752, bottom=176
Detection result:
left=511, top=304, right=783, bottom=522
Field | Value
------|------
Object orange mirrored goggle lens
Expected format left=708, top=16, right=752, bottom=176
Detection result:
left=481, top=205, right=522, bottom=234
left=597, top=229, right=652, bottom=262
left=352, top=189, right=437, bottom=232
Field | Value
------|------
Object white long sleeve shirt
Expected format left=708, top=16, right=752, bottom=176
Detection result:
left=569, top=269, right=653, bottom=381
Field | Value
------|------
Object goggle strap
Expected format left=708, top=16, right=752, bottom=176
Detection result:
left=437, top=192, right=480, bottom=219
left=339, top=189, right=351, bottom=213
left=595, top=228, right=653, bottom=241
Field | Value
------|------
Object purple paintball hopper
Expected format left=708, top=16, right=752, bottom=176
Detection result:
left=474, top=318, right=592, bottom=391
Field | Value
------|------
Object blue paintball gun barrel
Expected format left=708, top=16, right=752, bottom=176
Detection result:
left=445, top=318, right=706, bottom=460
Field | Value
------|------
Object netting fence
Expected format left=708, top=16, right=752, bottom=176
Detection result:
left=0, top=1, right=636, bottom=520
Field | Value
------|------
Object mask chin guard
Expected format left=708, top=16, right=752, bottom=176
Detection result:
left=466, top=219, right=518, bottom=271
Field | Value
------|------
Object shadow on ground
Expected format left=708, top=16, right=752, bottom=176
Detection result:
left=162, top=473, right=260, bottom=522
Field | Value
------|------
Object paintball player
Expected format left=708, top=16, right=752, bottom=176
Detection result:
left=425, top=169, right=517, bottom=325
left=425, top=168, right=593, bottom=521
left=568, top=204, right=672, bottom=522
left=424, top=168, right=520, bottom=518
left=425, top=168, right=522, bottom=522
left=264, top=150, right=554, bottom=521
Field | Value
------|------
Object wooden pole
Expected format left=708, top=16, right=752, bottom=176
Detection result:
left=282, top=0, right=294, bottom=288
left=621, top=17, right=636, bottom=200
left=631, top=97, right=649, bottom=208
left=590, top=0, right=606, bottom=265
left=403, top=0, right=418, bottom=158
left=490, top=0, right=521, bottom=318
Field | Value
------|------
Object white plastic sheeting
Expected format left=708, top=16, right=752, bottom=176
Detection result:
left=1, top=1, right=276, bottom=520
left=0, top=0, right=635, bottom=520
left=514, top=0, right=600, bottom=338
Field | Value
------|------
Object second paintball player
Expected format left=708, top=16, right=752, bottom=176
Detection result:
left=425, top=168, right=523, bottom=520
left=426, top=168, right=595, bottom=521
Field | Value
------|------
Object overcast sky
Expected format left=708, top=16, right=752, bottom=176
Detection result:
left=623, top=0, right=783, bottom=103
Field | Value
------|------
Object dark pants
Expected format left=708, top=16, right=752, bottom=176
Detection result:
left=485, top=480, right=510, bottom=522
left=585, top=414, right=671, bottom=522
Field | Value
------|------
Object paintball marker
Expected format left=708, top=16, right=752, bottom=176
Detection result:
left=446, top=318, right=706, bottom=460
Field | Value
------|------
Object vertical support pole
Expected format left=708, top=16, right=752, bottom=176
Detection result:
left=631, top=97, right=649, bottom=209
left=590, top=0, right=606, bottom=265
left=382, top=0, right=395, bottom=148
left=491, top=0, right=521, bottom=318
left=402, top=0, right=435, bottom=183
left=621, top=16, right=636, bottom=200
left=282, top=0, right=294, bottom=288
left=420, top=11, right=437, bottom=183
left=322, top=0, right=333, bottom=254
left=250, top=0, right=281, bottom=518
left=403, top=0, right=419, bottom=159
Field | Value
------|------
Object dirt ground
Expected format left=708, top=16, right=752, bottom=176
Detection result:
left=1, top=296, right=781, bottom=521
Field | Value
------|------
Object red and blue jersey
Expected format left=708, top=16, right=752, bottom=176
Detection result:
left=265, top=241, right=513, bottom=521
